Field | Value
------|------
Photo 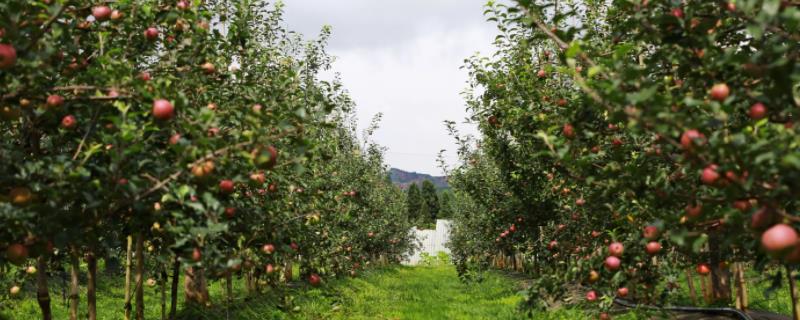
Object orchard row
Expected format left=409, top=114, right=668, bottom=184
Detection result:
left=446, top=0, right=800, bottom=319
left=0, top=1, right=412, bottom=319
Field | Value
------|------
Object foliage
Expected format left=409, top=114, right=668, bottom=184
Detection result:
left=420, top=180, right=440, bottom=224
left=406, top=183, right=423, bottom=225
left=438, top=190, right=455, bottom=219
left=418, top=251, right=451, bottom=267
left=0, top=0, right=412, bottom=318
left=446, top=0, right=800, bottom=317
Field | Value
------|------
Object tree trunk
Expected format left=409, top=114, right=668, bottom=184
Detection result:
left=184, top=267, right=210, bottom=306
left=86, top=252, right=97, bottom=320
left=685, top=269, right=698, bottom=305
left=161, top=268, right=167, bottom=320
left=284, top=260, right=293, bottom=283
left=788, top=266, right=800, bottom=320
left=735, top=263, right=748, bottom=311
left=135, top=234, right=145, bottom=320
left=124, top=235, right=133, bottom=320
left=245, top=270, right=253, bottom=295
left=169, top=257, right=179, bottom=320
left=36, top=256, right=52, bottom=320
left=69, top=252, right=80, bottom=320
left=701, top=273, right=712, bottom=304
left=709, top=236, right=732, bottom=302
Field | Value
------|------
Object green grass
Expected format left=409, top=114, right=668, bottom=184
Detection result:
left=8, top=262, right=791, bottom=319
left=291, top=265, right=525, bottom=319
left=1, top=262, right=303, bottom=320
left=2, top=264, right=528, bottom=320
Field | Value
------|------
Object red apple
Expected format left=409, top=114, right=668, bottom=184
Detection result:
left=139, top=71, right=151, bottom=81
left=751, top=207, right=775, bottom=230
left=144, top=27, right=159, bottom=41
left=591, top=231, right=601, bottom=238
left=671, top=7, right=684, bottom=18
left=563, top=124, right=575, bottom=139
left=367, top=232, right=374, bottom=238
left=61, top=115, right=77, bottom=129
left=646, top=241, right=662, bottom=255
left=308, top=273, right=322, bottom=287
left=576, top=198, right=586, bottom=206
left=701, top=164, right=719, bottom=185
left=612, top=138, right=623, bottom=147
left=224, top=207, right=236, bottom=218
left=749, top=102, right=767, bottom=120
left=5, top=244, right=28, bottom=265
left=547, top=240, right=558, bottom=251
left=262, top=244, right=275, bottom=254
left=537, top=69, right=547, bottom=78
left=253, top=145, right=279, bottom=170
left=152, top=99, right=174, bottom=120
left=191, top=248, right=202, bottom=261
left=710, top=83, right=730, bottom=102
left=604, top=256, right=621, bottom=271
left=608, top=242, right=624, bottom=257
left=680, top=129, right=706, bottom=150
left=685, top=203, right=702, bottom=218
left=177, top=0, right=190, bottom=10
left=761, top=224, right=799, bottom=254
left=0, top=44, right=17, bottom=69
left=219, top=180, right=235, bottom=194
left=110, top=10, right=123, bottom=20
left=47, top=94, right=64, bottom=107
left=201, top=62, right=215, bottom=74
left=169, top=133, right=181, bottom=145
left=617, top=287, right=629, bottom=298
left=487, top=115, right=499, bottom=126
left=265, top=264, right=274, bottom=273
left=733, top=199, right=751, bottom=212
left=290, top=242, right=299, bottom=251
left=696, top=263, right=711, bottom=275
left=599, top=312, right=611, bottom=320
left=643, top=226, right=659, bottom=240
left=92, top=6, right=112, bottom=21
left=509, top=224, right=516, bottom=232
left=586, top=290, right=598, bottom=302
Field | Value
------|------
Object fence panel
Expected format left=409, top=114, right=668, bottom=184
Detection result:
left=404, top=220, right=452, bottom=265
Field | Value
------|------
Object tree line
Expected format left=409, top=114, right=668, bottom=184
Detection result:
left=405, top=180, right=454, bottom=228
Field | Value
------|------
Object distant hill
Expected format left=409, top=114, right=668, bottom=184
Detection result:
left=389, top=168, right=449, bottom=190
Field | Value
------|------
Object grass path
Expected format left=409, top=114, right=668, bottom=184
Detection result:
left=293, top=265, right=525, bottom=319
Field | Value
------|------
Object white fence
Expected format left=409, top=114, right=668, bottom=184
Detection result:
left=403, top=219, right=452, bottom=265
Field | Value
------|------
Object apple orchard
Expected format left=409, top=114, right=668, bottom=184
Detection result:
left=443, top=0, right=800, bottom=319
left=3, top=0, right=800, bottom=320
left=0, top=1, right=413, bottom=319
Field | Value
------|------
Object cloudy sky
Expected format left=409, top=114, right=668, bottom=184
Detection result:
left=281, top=0, right=500, bottom=175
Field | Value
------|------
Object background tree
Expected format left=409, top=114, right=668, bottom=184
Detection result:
left=421, top=180, right=440, bottom=225
left=438, top=191, right=454, bottom=220
left=406, top=183, right=422, bottom=225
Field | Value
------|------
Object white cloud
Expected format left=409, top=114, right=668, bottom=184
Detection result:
left=283, top=0, right=499, bottom=175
